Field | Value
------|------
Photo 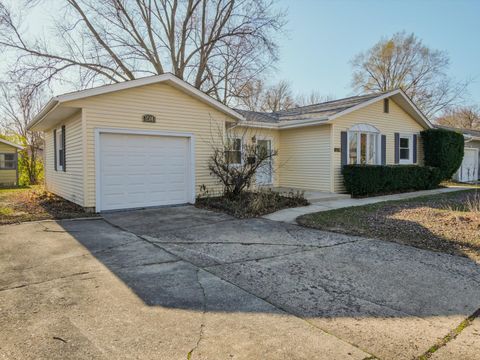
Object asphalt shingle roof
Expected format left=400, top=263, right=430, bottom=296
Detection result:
left=236, top=92, right=385, bottom=123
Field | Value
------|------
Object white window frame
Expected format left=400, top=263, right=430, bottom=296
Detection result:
left=225, top=137, right=243, bottom=166
left=399, top=134, right=413, bottom=165
left=56, top=127, right=64, bottom=171
left=347, top=124, right=381, bottom=165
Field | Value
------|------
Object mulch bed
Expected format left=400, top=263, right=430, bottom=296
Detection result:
left=0, top=186, right=96, bottom=225
left=196, top=190, right=309, bottom=218
left=297, top=190, right=480, bottom=262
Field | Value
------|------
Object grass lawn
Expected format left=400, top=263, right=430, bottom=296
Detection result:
left=297, top=188, right=480, bottom=262
left=0, top=186, right=96, bottom=225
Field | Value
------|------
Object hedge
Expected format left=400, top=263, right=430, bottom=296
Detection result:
left=342, top=165, right=443, bottom=197
left=421, top=128, right=464, bottom=180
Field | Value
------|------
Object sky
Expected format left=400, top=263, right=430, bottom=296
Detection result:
left=4, top=0, right=480, bottom=106
left=275, top=0, right=480, bottom=105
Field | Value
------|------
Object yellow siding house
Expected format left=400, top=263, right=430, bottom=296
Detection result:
left=28, top=74, right=432, bottom=212
left=0, top=139, right=23, bottom=186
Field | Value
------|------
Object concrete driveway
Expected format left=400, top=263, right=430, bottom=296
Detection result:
left=1, top=206, right=479, bottom=359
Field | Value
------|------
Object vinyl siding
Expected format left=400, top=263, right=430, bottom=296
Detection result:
left=230, top=126, right=281, bottom=188
left=0, top=143, right=18, bottom=185
left=278, top=124, right=332, bottom=192
left=332, top=99, right=426, bottom=193
left=64, top=83, right=235, bottom=208
left=44, top=112, right=84, bottom=206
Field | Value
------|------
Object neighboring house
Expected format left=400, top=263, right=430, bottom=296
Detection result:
left=28, top=73, right=432, bottom=212
left=0, top=138, right=23, bottom=186
left=436, top=125, right=480, bottom=182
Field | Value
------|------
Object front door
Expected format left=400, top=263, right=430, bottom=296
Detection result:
left=256, top=139, right=272, bottom=185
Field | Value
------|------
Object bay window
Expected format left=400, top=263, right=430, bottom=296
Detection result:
left=348, top=124, right=381, bottom=165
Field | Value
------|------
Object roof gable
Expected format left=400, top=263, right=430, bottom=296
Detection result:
left=239, top=89, right=433, bottom=130
left=28, top=73, right=244, bottom=131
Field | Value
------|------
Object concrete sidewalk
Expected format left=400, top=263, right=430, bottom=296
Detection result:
left=263, top=186, right=472, bottom=223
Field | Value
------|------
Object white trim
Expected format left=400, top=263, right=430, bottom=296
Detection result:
left=347, top=130, right=381, bottom=165
left=329, top=89, right=433, bottom=129
left=349, top=123, right=380, bottom=133
left=398, top=133, right=414, bottom=165
left=94, top=127, right=196, bottom=212
left=28, top=73, right=244, bottom=130
left=55, top=127, right=64, bottom=171
left=0, top=138, right=24, bottom=150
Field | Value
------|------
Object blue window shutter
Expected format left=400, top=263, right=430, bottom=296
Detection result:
left=53, top=129, right=57, bottom=171
left=62, top=125, right=66, bottom=172
left=341, top=131, right=348, bottom=166
left=381, top=135, right=387, bottom=165
left=394, top=133, right=400, bottom=164
left=413, top=134, right=417, bottom=164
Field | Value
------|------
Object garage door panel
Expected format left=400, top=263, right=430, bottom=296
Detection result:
left=99, top=133, right=190, bottom=211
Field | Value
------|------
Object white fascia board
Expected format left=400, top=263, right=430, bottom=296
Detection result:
left=239, top=117, right=330, bottom=130
left=0, top=138, right=24, bottom=150
left=328, top=89, right=433, bottom=129
left=27, top=98, right=60, bottom=130
left=28, top=73, right=244, bottom=131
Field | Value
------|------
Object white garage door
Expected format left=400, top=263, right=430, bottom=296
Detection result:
left=455, top=148, right=479, bottom=183
left=98, top=132, right=191, bottom=211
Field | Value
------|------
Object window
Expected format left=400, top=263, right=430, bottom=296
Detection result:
left=55, top=127, right=65, bottom=171
left=399, top=134, right=413, bottom=164
left=57, top=129, right=64, bottom=171
left=384, top=98, right=389, bottom=113
left=225, top=138, right=242, bottom=165
left=0, top=153, right=15, bottom=169
left=348, top=124, right=381, bottom=165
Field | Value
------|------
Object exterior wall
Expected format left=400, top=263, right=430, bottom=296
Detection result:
left=230, top=126, right=281, bottom=188
left=65, top=83, right=235, bottom=208
left=44, top=112, right=85, bottom=206
left=332, top=99, right=426, bottom=193
left=0, top=143, right=18, bottom=185
left=278, top=124, right=332, bottom=192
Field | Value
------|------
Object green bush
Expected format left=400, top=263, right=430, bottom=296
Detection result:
left=342, top=165, right=443, bottom=197
left=421, top=128, right=464, bottom=180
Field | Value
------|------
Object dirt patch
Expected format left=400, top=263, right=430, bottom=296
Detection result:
left=0, top=186, right=96, bottom=225
left=298, top=190, right=480, bottom=262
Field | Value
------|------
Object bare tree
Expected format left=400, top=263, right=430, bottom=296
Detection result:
left=237, top=79, right=334, bottom=112
left=351, top=31, right=469, bottom=118
left=0, top=0, right=285, bottom=103
left=294, top=90, right=334, bottom=107
left=436, top=105, right=480, bottom=130
left=0, top=81, right=44, bottom=184
left=262, top=80, right=294, bottom=112
left=208, top=126, right=278, bottom=198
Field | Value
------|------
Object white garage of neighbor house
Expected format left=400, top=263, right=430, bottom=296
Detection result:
left=438, top=126, right=480, bottom=183
left=28, top=74, right=243, bottom=212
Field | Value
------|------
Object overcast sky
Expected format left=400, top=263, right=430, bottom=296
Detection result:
left=7, top=0, right=480, bottom=106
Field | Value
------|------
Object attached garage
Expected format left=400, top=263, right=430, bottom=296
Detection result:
left=96, top=130, right=194, bottom=211
left=27, top=73, right=244, bottom=212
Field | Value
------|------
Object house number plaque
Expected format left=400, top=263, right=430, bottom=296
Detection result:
left=142, top=114, right=156, bottom=123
